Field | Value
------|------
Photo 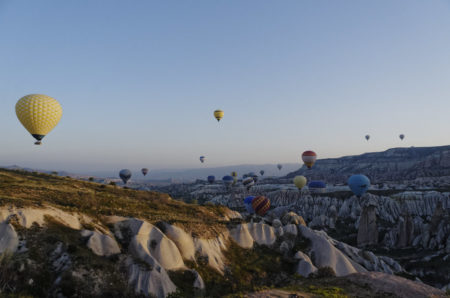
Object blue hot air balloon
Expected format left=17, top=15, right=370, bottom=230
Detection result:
left=207, top=175, right=215, bottom=184
left=244, top=196, right=255, bottom=213
left=308, top=181, right=326, bottom=193
left=222, top=175, right=234, bottom=188
left=348, top=174, right=370, bottom=197
left=119, top=169, right=132, bottom=184
left=200, top=156, right=206, bottom=163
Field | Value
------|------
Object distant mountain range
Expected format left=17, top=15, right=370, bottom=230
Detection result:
left=140, top=163, right=301, bottom=181
left=6, top=145, right=450, bottom=184
left=285, top=145, right=450, bottom=183
left=1, top=163, right=300, bottom=183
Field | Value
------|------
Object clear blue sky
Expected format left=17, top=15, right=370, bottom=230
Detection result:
left=1, top=0, right=450, bottom=173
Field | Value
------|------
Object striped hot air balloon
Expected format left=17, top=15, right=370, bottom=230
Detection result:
left=302, top=151, right=317, bottom=169
left=251, top=196, right=270, bottom=216
left=243, top=177, right=255, bottom=190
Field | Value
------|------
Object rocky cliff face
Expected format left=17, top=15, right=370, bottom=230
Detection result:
left=285, top=145, right=450, bottom=183
left=0, top=204, right=415, bottom=297
left=176, top=181, right=450, bottom=290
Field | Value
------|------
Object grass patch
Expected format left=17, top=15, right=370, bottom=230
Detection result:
left=0, top=168, right=229, bottom=237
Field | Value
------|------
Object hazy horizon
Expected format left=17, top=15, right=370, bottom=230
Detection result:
left=1, top=1, right=450, bottom=172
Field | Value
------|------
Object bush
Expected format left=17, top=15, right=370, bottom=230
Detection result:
left=316, top=267, right=336, bottom=278
left=109, top=181, right=116, bottom=186
left=88, top=177, right=94, bottom=182
left=51, top=171, right=59, bottom=176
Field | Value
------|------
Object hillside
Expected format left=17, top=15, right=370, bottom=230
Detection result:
left=0, top=168, right=229, bottom=237
left=286, top=145, right=450, bottom=183
left=0, top=168, right=447, bottom=297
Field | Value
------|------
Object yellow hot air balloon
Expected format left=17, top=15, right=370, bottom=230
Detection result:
left=293, top=175, right=307, bottom=190
left=16, top=94, right=63, bottom=145
left=214, top=109, right=224, bottom=122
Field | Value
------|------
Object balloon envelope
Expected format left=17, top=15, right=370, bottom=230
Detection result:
left=348, top=174, right=370, bottom=197
left=222, top=175, right=234, bottom=187
left=308, top=181, right=326, bottom=188
left=244, top=196, right=255, bottom=213
left=293, top=176, right=307, bottom=190
left=302, top=151, right=317, bottom=169
left=16, top=94, right=63, bottom=145
left=214, top=110, right=224, bottom=122
left=243, top=177, right=255, bottom=189
left=260, top=170, right=265, bottom=176
left=207, top=175, right=215, bottom=184
left=231, top=171, right=237, bottom=177
left=119, top=169, right=132, bottom=184
left=399, top=134, right=405, bottom=140
left=365, top=135, right=370, bottom=141
left=252, top=196, right=270, bottom=216
left=277, top=164, right=282, bottom=170
left=308, top=180, right=326, bottom=193
left=141, top=168, right=149, bottom=176
left=200, top=156, right=206, bottom=163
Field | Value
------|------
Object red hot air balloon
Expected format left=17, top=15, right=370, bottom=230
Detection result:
left=302, top=151, right=317, bottom=169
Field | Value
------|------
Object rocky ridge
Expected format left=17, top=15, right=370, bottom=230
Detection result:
left=0, top=204, right=420, bottom=297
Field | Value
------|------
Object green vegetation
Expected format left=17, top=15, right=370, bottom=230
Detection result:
left=316, top=267, right=337, bottom=278
left=283, top=284, right=347, bottom=297
left=0, top=168, right=229, bottom=237
left=169, top=242, right=294, bottom=297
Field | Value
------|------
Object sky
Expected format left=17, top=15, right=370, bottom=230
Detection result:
left=0, top=0, right=450, bottom=174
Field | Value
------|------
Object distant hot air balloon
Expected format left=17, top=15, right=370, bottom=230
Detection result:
left=119, top=169, right=132, bottom=185
left=141, top=168, right=149, bottom=176
left=244, top=196, right=255, bottom=213
left=252, top=196, right=270, bottom=216
left=308, top=181, right=326, bottom=193
left=365, top=135, right=370, bottom=141
left=200, top=156, right=206, bottom=163
left=214, top=110, right=224, bottom=122
left=277, top=164, right=283, bottom=171
left=302, top=151, right=317, bottom=169
left=399, top=134, right=405, bottom=141
left=348, top=174, right=370, bottom=197
left=250, top=173, right=258, bottom=183
left=16, top=94, right=63, bottom=145
left=243, top=177, right=255, bottom=190
left=293, top=175, right=307, bottom=190
left=222, top=175, right=234, bottom=188
left=231, top=171, right=237, bottom=178
left=207, top=175, right=215, bottom=184
left=260, top=170, right=265, bottom=176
